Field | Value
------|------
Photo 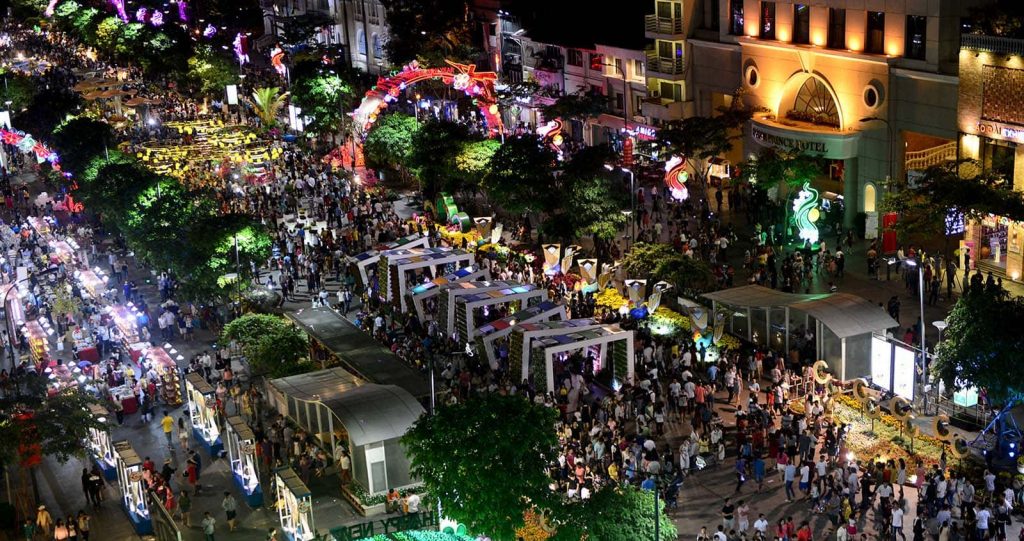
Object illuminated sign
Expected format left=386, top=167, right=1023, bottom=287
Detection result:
left=870, top=336, right=892, bottom=392
left=945, top=209, right=965, bottom=235
left=752, top=126, right=829, bottom=154
left=792, top=182, right=821, bottom=244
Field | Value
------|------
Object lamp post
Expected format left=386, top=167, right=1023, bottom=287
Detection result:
left=606, top=164, right=636, bottom=250
left=932, top=320, right=948, bottom=415
left=903, top=257, right=926, bottom=410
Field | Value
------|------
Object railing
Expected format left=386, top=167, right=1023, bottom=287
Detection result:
left=645, top=14, right=684, bottom=35
left=961, top=34, right=1024, bottom=56
left=645, top=52, right=686, bottom=76
left=905, top=141, right=957, bottom=170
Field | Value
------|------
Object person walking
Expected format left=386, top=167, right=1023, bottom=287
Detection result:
left=35, top=504, right=53, bottom=538
left=161, top=411, right=175, bottom=448
left=178, top=490, right=192, bottom=527
left=222, top=492, right=238, bottom=532
left=201, top=512, right=216, bottom=541
left=77, top=511, right=90, bottom=541
left=178, top=416, right=190, bottom=449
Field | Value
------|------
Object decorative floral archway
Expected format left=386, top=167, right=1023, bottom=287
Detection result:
left=351, top=60, right=504, bottom=136
left=0, top=128, right=61, bottom=170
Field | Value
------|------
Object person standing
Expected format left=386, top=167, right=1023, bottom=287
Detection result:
left=222, top=492, right=238, bottom=532
left=35, top=504, right=53, bottom=538
left=161, top=411, right=175, bottom=448
left=201, top=512, right=216, bottom=541
left=77, top=511, right=90, bottom=541
left=178, top=490, right=192, bottom=527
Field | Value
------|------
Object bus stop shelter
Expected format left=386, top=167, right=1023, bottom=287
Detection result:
left=702, top=285, right=898, bottom=380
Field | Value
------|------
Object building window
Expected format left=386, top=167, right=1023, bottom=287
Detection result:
left=905, top=15, right=927, bottom=60
left=372, top=33, right=382, bottom=58
left=701, top=0, right=719, bottom=30
left=356, top=28, right=366, bottom=55
left=659, top=81, right=682, bottom=101
left=793, top=4, right=810, bottom=44
left=866, top=11, right=885, bottom=54
left=827, top=8, right=846, bottom=49
left=614, top=92, right=625, bottom=111
left=760, top=2, right=776, bottom=39
left=589, top=53, right=603, bottom=72
left=613, top=58, right=624, bottom=77
left=632, top=59, right=645, bottom=79
left=729, top=0, right=744, bottom=35
left=567, top=49, right=583, bottom=67
left=790, top=77, right=839, bottom=128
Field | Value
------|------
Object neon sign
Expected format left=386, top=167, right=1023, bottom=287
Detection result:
left=537, top=119, right=563, bottom=158
left=351, top=60, right=503, bottom=136
left=792, top=182, right=821, bottom=244
left=664, top=156, right=689, bottom=201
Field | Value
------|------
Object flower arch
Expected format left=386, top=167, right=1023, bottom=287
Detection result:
left=0, top=128, right=61, bottom=171
left=351, top=60, right=504, bottom=136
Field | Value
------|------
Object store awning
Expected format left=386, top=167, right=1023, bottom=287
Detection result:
left=269, top=368, right=425, bottom=446
left=703, top=285, right=897, bottom=339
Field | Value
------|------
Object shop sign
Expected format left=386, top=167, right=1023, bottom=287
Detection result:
left=981, top=214, right=1012, bottom=228
left=331, top=510, right=438, bottom=541
left=976, top=121, right=1024, bottom=144
left=751, top=125, right=828, bottom=154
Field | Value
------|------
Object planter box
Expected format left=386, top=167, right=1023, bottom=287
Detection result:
left=341, top=485, right=385, bottom=516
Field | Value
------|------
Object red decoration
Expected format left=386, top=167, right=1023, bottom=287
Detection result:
left=622, top=138, right=634, bottom=168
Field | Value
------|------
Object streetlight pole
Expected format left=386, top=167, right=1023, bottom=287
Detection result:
left=932, top=320, right=947, bottom=416
left=904, top=257, right=926, bottom=410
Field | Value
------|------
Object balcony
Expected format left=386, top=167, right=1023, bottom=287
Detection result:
left=645, top=52, right=686, bottom=79
left=641, top=97, right=692, bottom=124
left=905, top=141, right=957, bottom=171
left=961, top=34, right=1024, bottom=56
left=645, top=14, right=684, bottom=37
left=530, top=55, right=564, bottom=72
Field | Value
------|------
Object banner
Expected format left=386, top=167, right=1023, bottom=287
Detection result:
left=625, top=279, right=646, bottom=305
left=598, top=263, right=617, bottom=290
left=542, top=244, right=561, bottom=275
left=561, top=245, right=580, bottom=275
left=473, top=216, right=492, bottom=239
left=578, top=259, right=598, bottom=285
left=647, top=290, right=662, bottom=313
left=687, top=305, right=709, bottom=331
left=490, top=223, right=503, bottom=245
left=713, top=311, right=726, bottom=343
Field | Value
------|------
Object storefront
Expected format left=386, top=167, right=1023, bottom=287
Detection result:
left=86, top=403, right=116, bottom=481
left=962, top=214, right=1024, bottom=280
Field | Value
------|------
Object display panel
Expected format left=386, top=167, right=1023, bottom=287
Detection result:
left=870, top=336, right=892, bottom=392
left=892, top=343, right=916, bottom=400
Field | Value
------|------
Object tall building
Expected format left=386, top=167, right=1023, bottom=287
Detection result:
left=260, top=0, right=390, bottom=73
left=689, top=0, right=983, bottom=228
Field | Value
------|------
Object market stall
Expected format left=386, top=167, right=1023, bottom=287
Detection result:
left=110, top=384, right=138, bottom=414
left=476, top=301, right=566, bottom=367
left=435, top=280, right=525, bottom=340
left=506, top=320, right=601, bottom=389
left=377, top=247, right=475, bottom=310
left=350, top=233, right=430, bottom=287
left=185, top=372, right=222, bottom=455
left=108, top=304, right=142, bottom=346
left=225, top=415, right=262, bottom=508
left=87, top=403, right=117, bottom=480
left=452, top=283, right=548, bottom=345
left=2, top=283, right=23, bottom=340
left=527, top=325, right=636, bottom=394
left=75, top=268, right=108, bottom=299
left=26, top=216, right=51, bottom=238
left=273, top=467, right=315, bottom=541
left=22, top=320, right=49, bottom=364
left=41, top=359, right=78, bottom=396
left=142, top=346, right=182, bottom=406
left=113, top=440, right=153, bottom=535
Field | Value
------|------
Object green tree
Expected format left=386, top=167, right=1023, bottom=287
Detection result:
left=50, top=117, right=115, bottom=176
left=379, top=0, right=477, bottom=65
left=409, top=119, right=472, bottom=197
left=187, top=45, right=239, bottom=98
left=114, top=22, right=146, bottom=58
left=557, top=484, right=677, bottom=541
left=221, top=314, right=310, bottom=378
left=621, top=242, right=716, bottom=293
left=249, top=87, right=288, bottom=129
left=279, top=12, right=335, bottom=46
left=363, top=112, right=420, bottom=175
left=933, top=288, right=1024, bottom=404
left=539, top=91, right=608, bottom=137
left=120, top=179, right=215, bottom=275
left=289, top=70, right=352, bottom=137
left=401, top=394, right=558, bottom=541
left=180, top=215, right=273, bottom=302
left=71, top=8, right=102, bottom=45
left=483, top=135, right=558, bottom=215
left=453, top=139, right=501, bottom=194
left=94, top=16, right=124, bottom=52
left=658, top=110, right=751, bottom=208
left=0, top=72, right=37, bottom=113
left=73, top=156, right=157, bottom=224
left=13, top=84, right=82, bottom=140
left=0, top=377, right=105, bottom=466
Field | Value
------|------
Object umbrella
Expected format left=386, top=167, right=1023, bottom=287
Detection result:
left=77, top=360, right=92, bottom=369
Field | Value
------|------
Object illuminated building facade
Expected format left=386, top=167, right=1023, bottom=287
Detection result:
left=957, top=34, right=1024, bottom=281
left=690, top=0, right=977, bottom=227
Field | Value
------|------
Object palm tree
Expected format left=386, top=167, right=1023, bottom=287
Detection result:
left=249, top=87, right=288, bottom=129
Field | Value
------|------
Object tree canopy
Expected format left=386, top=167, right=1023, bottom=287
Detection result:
left=0, top=376, right=105, bottom=467
left=408, top=119, right=473, bottom=196
left=289, top=70, right=352, bottom=136
left=221, top=314, right=310, bottom=378
left=558, top=484, right=678, bottom=541
left=621, top=242, right=717, bottom=293
left=539, top=91, right=608, bottom=127
left=933, top=287, right=1024, bottom=404
left=658, top=110, right=750, bottom=202
left=363, top=112, right=420, bottom=174
left=187, top=45, right=240, bottom=98
left=483, top=135, right=558, bottom=215
left=402, top=394, right=559, bottom=540
left=380, top=0, right=477, bottom=65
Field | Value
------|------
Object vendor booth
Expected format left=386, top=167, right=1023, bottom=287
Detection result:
left=75, top=268, right=108, bottom=299
left=350, top=233, right=430, bottom=287
left=477, top=301, right=567, bottom=367
left=86, top=403, right=117, bottom=481
left=266, top=368, right=425, bottom=497
left=142, top=346, right=182, bottom=406
left=521, top=324, right=636, bottom=393
left=273, top=467, right=315, bottom=541
left=184, top=372, right=222, bottom=455
left=702, top=285, right=898, bottom=380
left=408, top=265, right=491, bottom=322
left=436, top=280, right=528, bottom=340
left=452, top=284, right=549, bottom=345
left=377, top=247, right=475, bottom=308
left=507, top=320, right=602, bottom=390
left=108, top=304, right=142, bottom=346
left=113, top=440, right=153, bottom=535
left=225, top=415, right=263, bottom=508
left=22, top=320, right=49, bottom=364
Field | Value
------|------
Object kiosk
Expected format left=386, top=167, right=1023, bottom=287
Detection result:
left=377, top=247, right=475, bottom=309
left=436, top=280, right=527, bottom=339
left=86, top=403, right=116, bottom=481
left=453, top=284, right=548, bottom=344
left=274, top=467, right=315, bottom=541
left=477, top=301, right=567, bottom=366
left=185, top=372, right=222, bottom=455
left=408, top=265, right=490, bottom=322
left=108, top=304, right=142, bottom=346
left=350, top=233, right=430, bottom=287
left=113, top=440, right=152, bottom=535
left=525, top=325, right=636, bottom=393
left=142, top=346, right=182, bottom=406
left=75, top=268, right=107, bottom=299
left=225, top=415, right=263, bottom=508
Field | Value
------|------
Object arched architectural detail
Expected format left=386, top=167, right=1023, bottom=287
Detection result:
left=863, top=182, right=877, bottom=213
left=351, top=60, right=504, bottom=136
left=777, top=71, right=845, bottom=130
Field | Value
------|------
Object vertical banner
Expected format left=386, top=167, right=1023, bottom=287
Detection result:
left=713, top=310, right=726, bottom=343
left=490, top=223, right=503, bottom=244
left=473, top=217, right=493, bottom=240
left=578, top=259, right=598, bottom=285
left=598, top=263, right=616, bottom=290
left=624, top=279, right=647, bottom=305
left=648, top=282, right=671, bottom=313
left=686, top=304, right=709, bottom=331
left=225, top=84, right=239, bottom=105
left=561, top=245, right=580, bottom=275
left=542, top=244, right=561, bottom=275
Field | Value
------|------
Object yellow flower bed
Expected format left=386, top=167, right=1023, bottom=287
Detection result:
left=516, top=510, right=553, bottom=541
left=651, top=306, right=692, bottom=331
left=716, top=334, right=741, bottom=350
left=434, top=224, right=483, bottom=247
left=595, top=288, right=629, bottom=310
left=832, top=393, right=948, bottom=466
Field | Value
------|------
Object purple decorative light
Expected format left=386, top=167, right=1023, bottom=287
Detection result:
left=136, top=7, right=148, bottom=22
left=150, top=11, right=164, bottom=26
left=177, top=1, right=188, bottom=22
left=233, top=33, right=249, bottom=66
left=202, top=24, right=217, bottom=38
left=110, top=0, right=129, bottom=22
